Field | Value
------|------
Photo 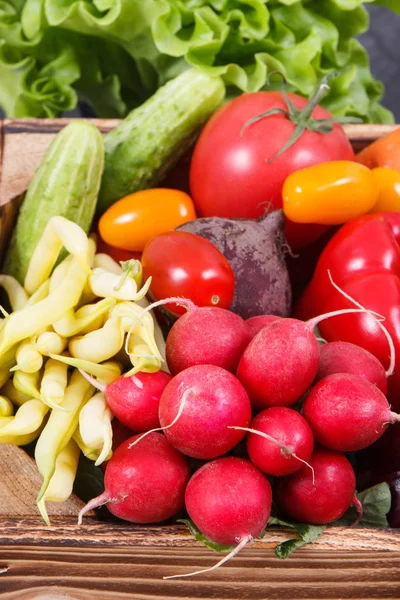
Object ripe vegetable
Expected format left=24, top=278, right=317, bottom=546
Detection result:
left=316, top=341, right=387, bottom=395
left=275, top=448, right=360, bottom=525
left=99, top=189, right=196, bottom=252
left=159, top=365, right=252, bottom=459
left=4, top=122, right=104, bottom=284
left=302, top=374, right=400, bottom=452
left=98, top=69, right=225, bottom=213
left=190, top=80, right=354, bottom=249
left=295, top=212, right=400, bottom=409
left=78, top=433, right=190, bottom=524
left=282, top=161, right=379, bottom=225
left=246, top=315, right=280, bottom=340
left=236, top=317, right=321, bottom=410
left=185, top=457, right=272, bottom=546
left=356, top=127, right=400, bottom=170
left=370, top=168, right=400, bottom=213
left=142, top=231, right=235, bottom=316
left=245, top=407, right=314, bottom=477
left=85, top=370, right=172, bottom=433
left=166, top=304, right=250, bottom=374
left=177, top=211, right=291, bottom=319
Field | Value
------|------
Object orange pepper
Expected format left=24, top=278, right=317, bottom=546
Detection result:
left=356, top=127, right=400, bottom=170
left=370, top=168, right=400, bottom=213
left=99, top=189, right=196, bottom=252
left=282, top=161, right=379, bottom=226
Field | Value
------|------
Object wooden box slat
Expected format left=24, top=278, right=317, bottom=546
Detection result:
left=0, top=119, right=399, bottom=599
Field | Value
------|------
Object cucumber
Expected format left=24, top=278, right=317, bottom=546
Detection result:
left=98, top=69, right=225, bottom=214
left=4, top=121, right=104, bottom=284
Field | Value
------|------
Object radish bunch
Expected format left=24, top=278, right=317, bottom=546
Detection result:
left=79, top=297, right=399, bottom=577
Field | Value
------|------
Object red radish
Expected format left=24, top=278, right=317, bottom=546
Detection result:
left=236, top=301, right=384, bottom=410
left=185, top=457, right=272, bottom=545
left=159, top=364, right=252, bottom=459
left=302, top=373, right=400, bottom=452
left=78, top=432, right=190, bottom=524
left=166, top=305, right=251, bottom=374
left=246, top=315, right=280, bottom=340
left=315, top=340, right=387, bottom=394
left=244, top=407, right=314, bottom=476
left=80, top=370, right=172, bottom=433
left=275, top=448, right=361, bottom=525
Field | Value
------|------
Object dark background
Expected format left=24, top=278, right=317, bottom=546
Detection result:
left=360, top=5, right=400, bottom=120
left=0, top=5, right=399, bottom=121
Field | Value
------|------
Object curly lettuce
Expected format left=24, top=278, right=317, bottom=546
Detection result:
left=0, top=0, right=398, bottom=121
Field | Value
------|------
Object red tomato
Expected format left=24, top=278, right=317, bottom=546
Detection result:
left=141, top=231, right=235, bottom=316
left=190, top=91, right=354, bottom=249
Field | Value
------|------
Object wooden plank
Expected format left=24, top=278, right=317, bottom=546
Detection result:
left=0, top=446, right=87, bottom=519
left=0, top=519, right=398, bottom=599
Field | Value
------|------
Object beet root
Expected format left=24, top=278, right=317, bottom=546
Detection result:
left=177, top=210, right=291, bottom=319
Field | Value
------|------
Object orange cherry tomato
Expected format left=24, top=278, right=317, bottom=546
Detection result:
left=370, top=168, right=400, bottom=213
left=98, top=188, right=197, bottom=252
left=282, top=161, right=379, bottom=225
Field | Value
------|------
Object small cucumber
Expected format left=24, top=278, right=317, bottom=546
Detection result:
left=98, top=69, right=225, bottom=213
left=4, top=121, right=104, bottom=284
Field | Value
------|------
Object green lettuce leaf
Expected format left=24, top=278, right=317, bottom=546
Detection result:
left=0, top=0, right=397, bottom=121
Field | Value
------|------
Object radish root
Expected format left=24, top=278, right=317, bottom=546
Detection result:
left=351, top=494, right=364, bottom=526
left=139, top=297, right=198, bottom=317
left=128, top=388, right=191, bottom=449
left=326, top=270, right=396, bottom=377
left=228, top=425, right=315, bottom=483
left=78, top=492, right=123, bottom=525
left=163, top=534, right=252, bottom=580
left=78, top=368, right=106, bottom=393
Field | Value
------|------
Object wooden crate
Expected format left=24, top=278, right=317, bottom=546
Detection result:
left=0, top=120, right=399, bottom=600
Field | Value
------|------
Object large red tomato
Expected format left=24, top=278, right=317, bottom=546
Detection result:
left=190, top=91, right=355, bottom=249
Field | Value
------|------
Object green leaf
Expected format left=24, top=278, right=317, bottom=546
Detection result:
left=268, top=516, right=325, bottom=559
left=274, top=524, right=326, bottom=559
left=376, top=0, right=400, bottom=12
left=333, top=483, right=391, bottom=528
left=178, top=519, right=235, bottom=553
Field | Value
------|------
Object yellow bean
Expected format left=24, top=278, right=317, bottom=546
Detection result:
left=68, top=317, right=125, bottom=363
left=35, top=331, right=67, bottom=356
left=137, top=297, right=167, bottom=367
left=35, top=370, right=93, bottom=500
left=0, top=275, right=29, bottom=311
left=13, top=339, right=43, bottom=374
left=79, top=392, right=113, bottom=466
left=93, top=253, right=122, bottom=274
left=0, top=368, right=11, bottom=389
left=0, top=257, right=89, bottom=356
left=0, top=428, right=40, bottom=446
left=49, top=354, right=122, bottom=385
left=112, top=302, right=162, bottom=361
left=37, top=439, right=80, bottom=526
left=1, top=380, right=30, bottom=406
left=26, top=280, right=50, bottom=306
left=0, top=395, right=13, bottom=417
left=89, top=266, right=150, bottom=301
left=125, top=337, right=162, bottom=376
left=53, top=297, right=116, bottom=337
left=24, top=216, right=89, bottom=295
left=40, top=359, right=69, bottom=411
left=0, top=400, right=48, bottom=439
left=13, top=370, right=42, bottom=401
left=73, top=429, right=112, bottom=463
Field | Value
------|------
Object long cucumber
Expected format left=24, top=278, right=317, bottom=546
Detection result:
left=4, top=121, right=104, bottom=284
left=98, top=69, right=225, bottom=213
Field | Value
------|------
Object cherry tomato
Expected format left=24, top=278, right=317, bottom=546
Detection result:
left=190, top=91, right=354, bottom=248
left=283, top=161, right=379, bottom=225
left=98, top=188, right=196, bottom=252
left=141, top=231, right=235, bottom=316
left=371, top=168, right=400, bottom=212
